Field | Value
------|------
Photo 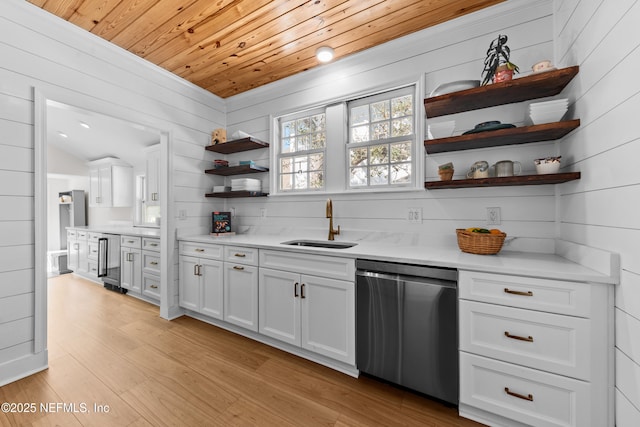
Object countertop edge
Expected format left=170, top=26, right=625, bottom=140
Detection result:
left=178, top=234, right=617, bottom=285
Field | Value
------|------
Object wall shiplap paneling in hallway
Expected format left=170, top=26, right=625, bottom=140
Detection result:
left=0, top=0, right=225, bottom=385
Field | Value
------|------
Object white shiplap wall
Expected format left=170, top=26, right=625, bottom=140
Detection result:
left=224, top=0, right=559, bottom=252
left=554, top=0, right=640, bottom=425
left=0, top=0, right=223, bottom=385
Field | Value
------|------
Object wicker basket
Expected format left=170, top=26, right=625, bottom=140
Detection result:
left=456, top=229, right=506, bottom=255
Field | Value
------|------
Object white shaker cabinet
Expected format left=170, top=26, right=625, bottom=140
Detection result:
left=141, top=237, right=161, bottom=301
left=259, top=250, right=355, bottom=365
left=223, top=246, right=259, bottom=332
left=145, top=145, right=160, bottom=206
left=88, top=158, right=133, bottom=207
left=120, top=236, right=142, bottom=294
left=458, top=270, right=614, bottom=427
left=66, top=229, right=88, bottom=274
left=178, top=241, right=224, bottom=319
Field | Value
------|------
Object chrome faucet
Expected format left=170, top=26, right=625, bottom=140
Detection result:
left=326, top=198, right=340, bottom=241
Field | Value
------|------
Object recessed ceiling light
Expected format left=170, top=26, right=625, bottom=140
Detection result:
left=79, top=121, right=90, bottom=129
left=58, top=131, right=68, bottom=138
left=316, top=46, right=334, bottom=63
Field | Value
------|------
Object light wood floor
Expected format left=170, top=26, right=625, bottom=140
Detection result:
left=0, top=274, right=485, bottom=427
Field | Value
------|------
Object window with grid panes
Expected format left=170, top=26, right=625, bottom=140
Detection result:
left=277, top=110, right=326, bottom=192
left=347, top=86, right=415, bottom=188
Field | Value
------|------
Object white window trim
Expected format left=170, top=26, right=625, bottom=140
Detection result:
left=346, top=85, right=417, bottom=190
left=269, top=77, right=424, bottom=196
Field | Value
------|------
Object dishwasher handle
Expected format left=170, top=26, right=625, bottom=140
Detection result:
left=356, top=270, right=457, bottom=289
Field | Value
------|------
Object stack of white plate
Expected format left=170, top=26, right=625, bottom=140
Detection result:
left=231, top=178, right=261, bottom=192
left=529, top=98, right=568, bottom=124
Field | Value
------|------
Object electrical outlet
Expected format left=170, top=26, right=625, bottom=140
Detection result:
left=230, top=207, right=236, bottom=217
left=407, top=208, right=422, bottom=224
left=178, top=209, right=187, bottom=220
left=260, top=208, right=267, bottom=219
left=487, top=207, right=501, bottom=225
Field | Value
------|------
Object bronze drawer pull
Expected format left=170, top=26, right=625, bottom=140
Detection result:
left=195, top=248, right=205, bottom=252
left=294, top=282, right=299, bottom=297
left=504, top=387, right=533, bottom=401
left=233, top=266, right=244, bottom=271
left=150, top=285, right=158, bottom=289
left=234, top=253, right=246, bottom=257
left=300, top=283, right=306, bottom=299
left=504, top=331, right=534, bottom=342
left=149, top=243, right=158, bottom=247
left=504, top=288, right=533, bottom=296
left=150, top=261, right=158, bottom=266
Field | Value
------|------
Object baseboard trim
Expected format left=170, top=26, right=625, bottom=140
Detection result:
left=0, top=350, right=48, bottom=387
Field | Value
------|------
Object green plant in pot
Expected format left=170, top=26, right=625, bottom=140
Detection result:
left=481, top=34, right=519, bottom=85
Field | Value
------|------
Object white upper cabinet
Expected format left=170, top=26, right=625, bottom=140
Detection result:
left=145, top=145, right=160, bottom=206
left=88, top=157, right=133, bottom=207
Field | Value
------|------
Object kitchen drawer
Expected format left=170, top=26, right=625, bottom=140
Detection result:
left=142, top=251, right=160, bottom=275
left=142, top=238, right=160, bottom=252
left=88, top=232, right=101, bottom=243
left=142, top=273, right=160, bottom=300
left=460, top=300, right=591, bottom=380
left=121, top=235, right=142, bottom=249
left=459, top=271, right=592, bottom=318
left=87, top=261, right=98, bottom=277
left=67, top=229, right=77, bottom=239
left=87, top=242, right=99, bottom=261
left=179, top=241, right=223, bottom=260
left=76, top=230, right=88, bottom=239
left=260, top=249, right=355, bottom=281
left=460, top=352, right=591, bottom=427
left=224, top=246, right=258, bottom=266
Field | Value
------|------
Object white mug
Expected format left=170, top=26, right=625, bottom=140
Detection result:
left=493, top=160, right=522, bottom=177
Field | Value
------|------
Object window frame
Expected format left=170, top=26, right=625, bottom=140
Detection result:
left=346, top=85, right=417, bottom=190
left=269, top=78, right=424, bottom=196
left=274, top=107, right=327, bottom=193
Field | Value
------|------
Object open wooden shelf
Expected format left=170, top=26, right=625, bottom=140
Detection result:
left=425, top=172, right=581, bottom=189
left=425, top=119, right=580, bottom=154
left=205, top=165, right=269, bottom=176
left=205, top=137, right=269, bottom=154
left=205, top=191, right=268, bottom=198
left=424, top=66, right=579, bottom=118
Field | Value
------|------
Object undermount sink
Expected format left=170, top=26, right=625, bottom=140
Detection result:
left=281, top=239, right=357, bottom=249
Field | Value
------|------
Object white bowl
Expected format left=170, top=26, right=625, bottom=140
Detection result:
left=428, top=120, right=456, bottom=138
left=530, top=102, right=567, bottom=111
left=530, top=98, right=568, bottom=107
left=530, top=110, right=567, bottom=124
left=535, top=161, right=561, bottom=174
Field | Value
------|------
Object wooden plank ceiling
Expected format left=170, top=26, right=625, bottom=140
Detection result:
left=28, top=0, right=505, bottom=98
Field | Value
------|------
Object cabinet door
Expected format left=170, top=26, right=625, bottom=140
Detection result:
left=201, top=258, right=224, bottom=319
left=145, top=149, right=160, bottom=206
left=301, top=275, right=355, bottom=364
left=224, top=263, right=258, bottom=331
left=179, top=256, right=201, bottom=311
left=111, top=165, right=132, bottom=207
left=258, top=268, right=300, bottom=346
left=77, top=239, right=88, bottom=273
left=121, top=248, right=142, bottom=293
left=98, top=165, right=112, bottom=207
left=67, top=239, right=79, bottom=271
left=89, top=168, right=100, bottom=206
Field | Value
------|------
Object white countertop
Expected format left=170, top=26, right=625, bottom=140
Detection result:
left=68, top=225, right=160, bottom=238
left=180, top=233, right=617, bottom=284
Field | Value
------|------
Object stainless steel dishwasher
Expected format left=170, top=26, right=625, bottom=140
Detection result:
left=356, top=259, right=458, bottom=404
